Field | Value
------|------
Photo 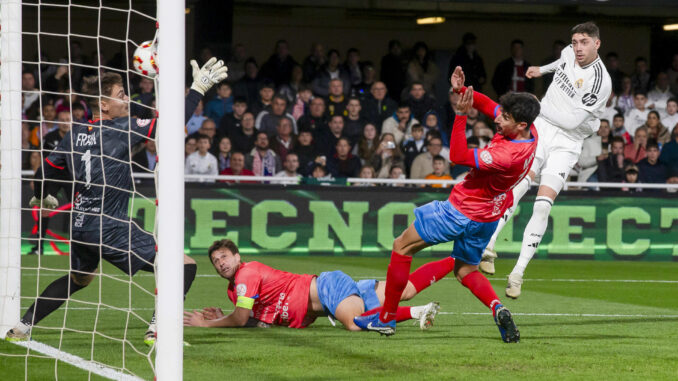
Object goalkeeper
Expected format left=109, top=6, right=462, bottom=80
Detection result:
left=5, top=58, right=228, bottom=344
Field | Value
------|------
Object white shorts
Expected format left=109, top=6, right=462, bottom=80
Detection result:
left=530, top=116, right=583, bottom=190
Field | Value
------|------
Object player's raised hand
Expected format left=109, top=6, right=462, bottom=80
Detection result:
left=183, top=310, right=207, bottom=327
left=201, top=307, right=225, bottom=320
left=450, top=66, right=465, bottom=92
left=454, top=86, right=474, bottom=115
left=526, top=66, right=542, bottom=79
left=190, top=57, right=229, bottom=95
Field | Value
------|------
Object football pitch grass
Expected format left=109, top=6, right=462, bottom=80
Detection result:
left=2, top=255, right=677, bottom=380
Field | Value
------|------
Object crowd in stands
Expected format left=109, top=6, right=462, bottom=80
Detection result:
left=15, top=38, right=678, bottom=191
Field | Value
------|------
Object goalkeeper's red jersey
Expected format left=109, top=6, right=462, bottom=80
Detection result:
left=447, top=88, right=538, bottom=222
left=226, top=261, right=315, bottom=328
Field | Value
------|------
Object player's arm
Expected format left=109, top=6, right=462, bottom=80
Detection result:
left=31, top=133, right=73, bottom=208
left=185, top=57, right=228, bottom=123
left=183, top=305, right=250, bottom=328
left=448, top=88, right=477, bottom=167
left=450, top=66, right=501, bottom=120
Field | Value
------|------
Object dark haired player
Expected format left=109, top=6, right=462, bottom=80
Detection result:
left=354, top=66, right=540, bottom=343
left=6, top=58, right=228, bottom=345
left=183, top=239, right=451, bottom=331
left=480, top=22, right=612, bottom=299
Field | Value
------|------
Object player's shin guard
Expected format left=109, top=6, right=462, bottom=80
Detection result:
left=513, top=195, right=552, bottom=276
left=379, top=251, right=412, bottom=323
left=486, top=177, right=530, bottom=251
left=22, top=275, right=85, bottom=326
left=408, top=257, right=455, bottom=293
left=184, top=263, right=197, bottom=297
left=461, top=271, right=500, bottom=312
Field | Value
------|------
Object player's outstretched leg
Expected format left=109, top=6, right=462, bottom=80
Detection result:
left=5, top=273, right=92, bottom=341
left=507, top=193, right=554, bottom=299
left=480, top=176, right=531, bottom=275
left=361, top=302, right=440, bottom=330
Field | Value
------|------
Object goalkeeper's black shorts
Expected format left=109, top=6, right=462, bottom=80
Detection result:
left=70, top=224, right=156, bottom=275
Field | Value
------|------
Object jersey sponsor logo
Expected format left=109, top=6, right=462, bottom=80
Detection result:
left=480, top=150, right=493, bottom=165
left=582, top=93, right=598, bottom=106
left=136, top=118, right=152, bottom=127
left=236, top=283, right=247, bottom=296
left=75, top=133, right=97, bottom=147
left=574, top=78, right=584, bottom=89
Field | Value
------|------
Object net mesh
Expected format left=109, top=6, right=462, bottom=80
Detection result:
left=1, top=1, right=164, bottom=379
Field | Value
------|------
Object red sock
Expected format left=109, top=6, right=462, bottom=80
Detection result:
left=379, top=251, right=412, bottom=323
left=409, top=257, right=455, bottom=293
left=362, top=306, right=412, bottom=322
left=461, top=271, right=501, bottom=313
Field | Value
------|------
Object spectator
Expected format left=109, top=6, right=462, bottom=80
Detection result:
left=293, top=129, right=318, bottom=176
left=630, top=57, right=650, bottom=94
left=436, top=90, right=459, bottom=146
left=402, top=123, right=427, bottom=176
left=597, top=136, right=630, bottom=182
left=472, top=120, right=494, bottom=148
left=273, top=152, right=301, bottom=185
left=624, top=126, right=648, bottom=163
left=600, top=91, right=619, bottom=125
left=192, top=118, right=217, bottom=146
left=668, top=170, right=678, bottom=194
left=309, top=163, right=333, bottom=181
left=186, top=99, right=207, bottom=135
left=424, top=155, right=453, bottom=188
left=132, top=139, right=157, bottom=173
left=381, top=103, right=419, bottom=146
left=270, top=117, right=296, bottom=162
left=606, top=52, right=625, bottom=95
left=225, top=43, right=248, bottom=82
left=21, top=123, right=38, bottom=169
left=344, top=97, right=367, bottom=144
left=327, top=137, right=361, bottom=178
left=621, top=164, right=641, bottom=192
left=611, top=113, right=632, bottom=144
left=447, top=33, right=486, bottom=92
left=625, top=91, right=650, bottom=136
left=256, top=94, right=297, bottom=136
left=29, top=103, right=57, bottom=147
left=343, top=48, right=363, bottom=87
left=371, top=133, right=404, bottom=178
left=22, top=71, right=39, bottom=114
left=576, top=119, right=604, bottom=182
left=410, top=136, right=448, bottom=179
left=219, top=97, right=247, bottom=138
left=42, top=110, right=71, bottom=152
left=315, top=114, right=346, bottom=157
left=616, top=76, right=634, bottom=115
left=219, top=151, right=255, bottom=183
left=185, top=136, right=197, bottom=157
left=130, top=77, right=155, bottom=118
left=353, top=63, right=377, bottom=99
left=647, top=72, right=674, bottom=117
left=233, top=57, right=262, bottom=107
left=204, top=82, right=233, bottom=122
left=361, top=81, right=397, bottom=128
left=215, top=136, right=232, bottom=172
left=659, top=124, right=678, bottom=176
left=644, top=111, right=670, bottom=146
left=326, top=78, right=348, bottom=117
left=661, top=98, right=678, bottom=129
left=245, top=131, right=282, bottom=177
left=492, top=39, right=534, bottom=97
left=185, top=134, right=218, bottom=183
left=422, top=111, right=447, bottom=146
left=279, top=64, right=305, bottom=106
left=356, top=165, right=376, bottom=186
left=302, top=42, right=326, bottom=83
left=538, top=40, right=567, bottom=95
left=353, top=123, right=380, bottom=164
left=260, top=40, right=298, bottom=87
left=298, top=97, right=328, bottom=133
left=388, top=165, right=406, bottom=187
left=70, top=102, right=87, bottom=123
left=405, top=82, right=437, bottom=122
left=407, top=41, right=439, bottom=94
left=250, top=81, right=275, bottom=117
left=230, top=111, right=257, bottom=153
left=598, top=118, right=612, bottom=153
left=669, top=53, right=678, bottom=95
left=637, top=141, right=667, bottom=186
left=311, top=49, right=350, bottom=97
left=380, top=40, right=407, bottom=101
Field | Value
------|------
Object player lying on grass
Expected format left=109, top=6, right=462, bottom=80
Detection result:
left=5, top=58, right=228, bottom=345
left=183, top=239, right=459, bottom=331
left=354, top=66, right=540, bottom=343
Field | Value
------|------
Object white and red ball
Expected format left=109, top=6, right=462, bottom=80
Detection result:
left=132, top=41, right=158, bottom=77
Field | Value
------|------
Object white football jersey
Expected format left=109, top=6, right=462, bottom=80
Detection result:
left=540, top=45, right=612, bottom=141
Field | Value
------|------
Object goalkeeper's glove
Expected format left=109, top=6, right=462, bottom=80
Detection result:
left=190, top=57, right=229, bottom=95
left=29, top=195, right=59, bottom=209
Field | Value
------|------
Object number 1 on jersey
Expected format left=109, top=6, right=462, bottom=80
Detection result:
left=81, top=149, right=92, bottom=188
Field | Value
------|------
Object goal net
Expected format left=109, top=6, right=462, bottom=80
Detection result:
left=0, top=1, right=185, bottom=380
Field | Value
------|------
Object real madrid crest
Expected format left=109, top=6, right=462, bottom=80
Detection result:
left=574, top=78, right=584, bottom=89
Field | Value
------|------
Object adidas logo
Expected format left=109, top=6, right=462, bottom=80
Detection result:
left=528, top=242, right=539, bottom=248
left=559, top=172, right=566, bottom=179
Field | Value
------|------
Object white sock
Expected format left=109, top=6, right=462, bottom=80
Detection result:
left=486, top=177, right=531, bottom=251
left=409, top=305, right=427, bottom=319
left=15, top=321, right=31, bottom=334
left=512, top=195, right=552, bottom=277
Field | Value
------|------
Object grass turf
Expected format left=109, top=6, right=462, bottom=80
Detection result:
left=1, top=255, right=677, bottom=380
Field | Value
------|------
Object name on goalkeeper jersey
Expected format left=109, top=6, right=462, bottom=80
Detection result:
left=554, top=70, right=576, bottom=98
left=75, top=133, right=97, bottom=147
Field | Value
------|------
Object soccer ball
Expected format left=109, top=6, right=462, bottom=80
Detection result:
left=132, top=41, right=158, bottom=77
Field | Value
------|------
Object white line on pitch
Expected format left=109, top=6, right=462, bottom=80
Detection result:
left=9, top=340, right=145, bottom=381
left=438, top=312, right=678, bottom=318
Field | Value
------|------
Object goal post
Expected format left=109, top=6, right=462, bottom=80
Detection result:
left=0, top=0, right=23, bottom=340
left=155, top=0, right=185, bottom=379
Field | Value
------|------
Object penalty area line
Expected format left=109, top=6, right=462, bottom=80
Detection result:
left=9, top=340, right=145, bottom=381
